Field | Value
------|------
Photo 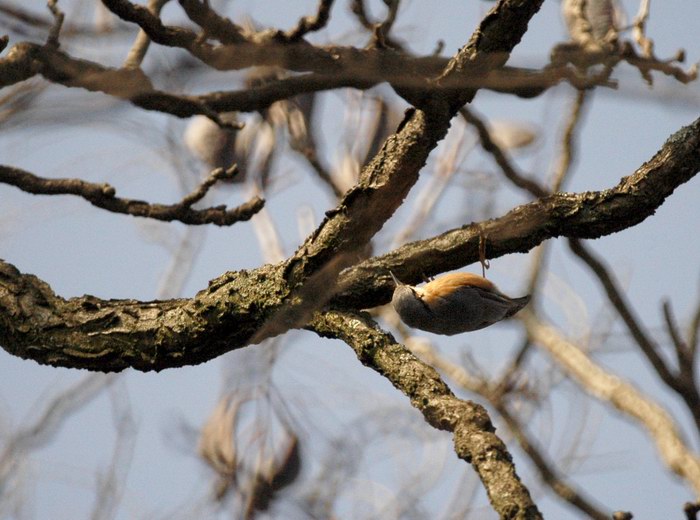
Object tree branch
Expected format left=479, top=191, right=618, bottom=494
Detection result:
left=459, top=106, right=548, bottom=198
left=331, top=115, right=700, bottom=310
left=522, top=310, right=700, bottom=496
left=2, top=115, right=699, bottom=372
left=308, top=310, right=543, bottom=519
left=285, top=0, right=335, bottom=42
left=569, top=237, right=700, bottom=435
left=408, top=339, right=612, bottom=519
left=0, top=42, right=233, bottom=124
left=0, top=165, right=263, bottom=226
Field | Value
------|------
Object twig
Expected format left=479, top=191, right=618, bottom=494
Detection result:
left=178, top=165, right=239, bottom=208
left=0, top=165, right=263, bottom=226
left=305, top=152, right=344, bottom=198
left=393, top=120, right=473, bottom=247
left=568, top=238, right=700, bottom=435
left=551, top=89, right=587, bottom=191
left=568, top=239, right=673, bottom=381
left=285, top=0, right=335, bottom=41
left=620, top=42, right=698, bottom=86
left=90, top=381, right=136, bottom=520
left=0, top=42, right=240, bottom=127
left=460, top=107, right=548, bottom=198
left=662, top=300, right=691, bottom=368
left=0, top=374, right=116, bottom=487
left=522, top=310, right=700, bottom=496
left=690, top=292, right=700, bottom=357
left=45, top=0, right=64, bottom=48
left=248, top=185, right=286, bottom=264
left=372, top=0, right=400, bottom=49
left=350, top=0, right=404, bottom=50
left=632, top=0, right=652, bottom=58
left=123, top=0, right=169, bottom=68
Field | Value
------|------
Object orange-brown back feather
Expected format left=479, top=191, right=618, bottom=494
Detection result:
left=422, top=273, right=497, bottom=303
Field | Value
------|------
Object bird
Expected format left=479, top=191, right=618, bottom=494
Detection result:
left=389, top=271, right=530, bottom=335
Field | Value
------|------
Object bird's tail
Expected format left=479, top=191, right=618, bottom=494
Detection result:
left=505, top=295, right=531, bottom=318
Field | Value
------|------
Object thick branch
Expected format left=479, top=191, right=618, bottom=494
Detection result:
left=2, top=115, right=699, bottom=371
left=0, top=165, right=263, bottom=226
left=408, top=340, right=612, bottom=519
left=308, top=310, right=542, bottom=519
left=1, top=0, right=548, bottom=373
left=331, top=115, right=700, bottom=310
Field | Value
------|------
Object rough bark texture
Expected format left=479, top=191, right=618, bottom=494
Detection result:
left=2, top=116, right=699, bottom=372
left=309, top=311, right=543, bottom=520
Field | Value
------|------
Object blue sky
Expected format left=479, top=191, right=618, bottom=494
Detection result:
left=2, top=1, right=700, bottom=518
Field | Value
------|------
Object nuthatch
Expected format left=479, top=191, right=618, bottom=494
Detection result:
left=390, top=272, right=530, bottom=335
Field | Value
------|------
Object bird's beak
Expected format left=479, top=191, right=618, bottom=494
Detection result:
left=389, top=271, right=403, bottom=287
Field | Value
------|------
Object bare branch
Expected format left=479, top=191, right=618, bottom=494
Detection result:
left=308, top=310, right=543, bottom=519
left=333, top=116, right=700, bottom=311
left=690, top=292, right=700, bottom=356
left=45, top=0, right=64, bottom=49
left=285, top=0, right=335, bottom=42
left=123, top=0, right=170, bottom=69
left=662, top=300, right=692, bottom=368
left=0, top=165, right=263, bottom=226
left=0, top=374, right=116, bottom=488
left=460, top=106, right=548, bottom=198
left=632, top=0, right=652, bottom=57
left=523, top=311, right=700, bottom=496
left=178, top=165, right=241, bottom=208
left=568, top=238, right=700, bottom=434
left=0, top=42, right=235, bottom=124
left=1, top=106, right=698, bottom=373
left=408, top=339, right=611, bottom=519
left=551, top=89, right=588, bottom=191
left=177, top=0, right=247, bottom=44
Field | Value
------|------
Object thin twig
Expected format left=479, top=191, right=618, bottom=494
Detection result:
left=373, top=0, right=400, bottom=49
left=662, top=300, right=691, bottom=368
left=178, top=165, right=240, bottom=208
left=460, top=107, right=548, bottom=198
left=523, top=310, right=700, bottom=496
left=393, top=121, right=473, bottom=247
left=551, top=89, right=587, bottom=191
left=689, top=290, right=700, bottom=356
left=285, top=0, right=335, bottom=41
left=0, top=165, right=263, bottom=226
left=632, top=0, right=652, bottom=58
left=569, top=240, right=700, bottom=436
left=568, top=239, right=675, bottom=384
left=0, top=374, right=116, bottom=488
left=123, top=0, right=169, bottom=68
left=45, top=0, right=64, bottom=48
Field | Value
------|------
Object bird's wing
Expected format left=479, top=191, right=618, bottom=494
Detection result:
left=422, top=273, right=497, bottom=302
